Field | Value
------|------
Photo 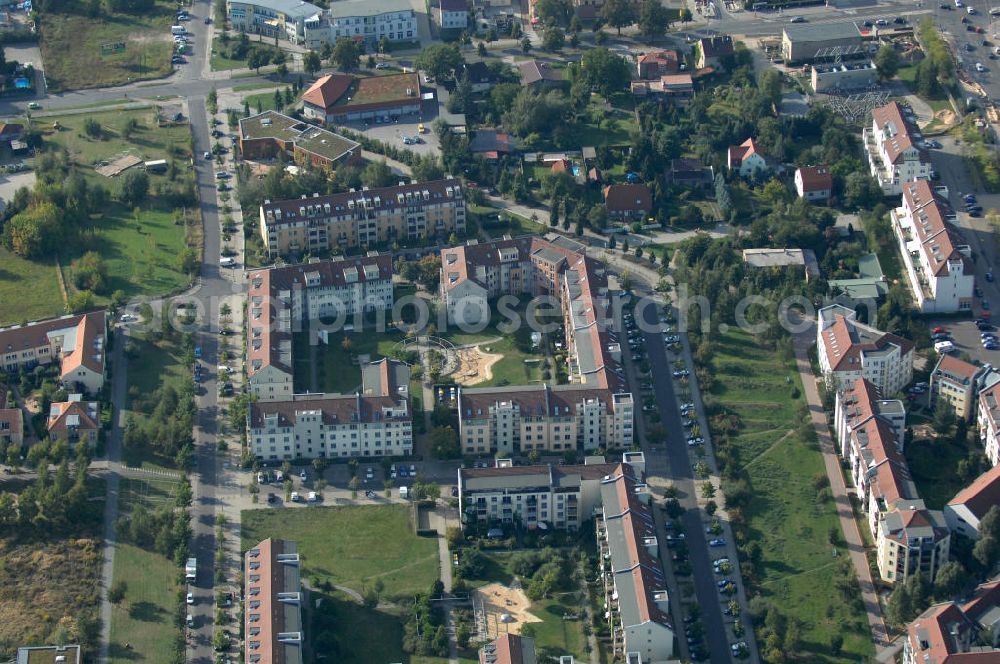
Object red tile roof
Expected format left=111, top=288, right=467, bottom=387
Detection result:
left=796, top=164, right=832, bottom=192
left=301, top=73, right=353, bottom=110
left=47, top=398, right=100, bottom=433
left=602, top=183, right=652, bottom=213
left=480, top=634, right=536, bottom=664
left=902, top=180, right=972, bottom=278
left=820, top=313, right=914, bottom=373
left=948, top=464, right=1000, bottom=523
left=873, top=101, right=927, bottom=165
left=728, top=137, right=766, bottom=167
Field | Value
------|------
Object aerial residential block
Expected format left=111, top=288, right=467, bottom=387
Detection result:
left=244, top=539, right=303, bottom=664
left=930, top=354, right=994, bottom=421
left=945, top=464, right=1000, bottom=540
left=816, top=304, right=914, bottom=396
left=903, top=578, right=1000, bottom=663
left=864, top=101, right=932, bottom=195
left=0, top=310, right=107, bottom=396
left=259, top=179, right=465, bottom=258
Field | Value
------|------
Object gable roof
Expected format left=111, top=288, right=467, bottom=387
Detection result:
left=301, top=73, right=353, bottom=110
left=873, top=101, right=928, bottom=165
left=949, top=464, right=1000, bottom=522
left=728, top=137, right=767, bottom=166
left=902, top=180, right=972, bottom=277
left=459, top=61, right=496, bottom=84
left=440, top=0, right=468, bottom=12
left=934, top=354, right=981, bottom=385
left=48, top=396, right=100, bottom=432
left=0, top=310, right=106, bottom=379
left=796, top=164, right=833, bottom=192
left=699, top=35, right=734, bottom=58
left=518, top=60, right=563, bottom=85
left=602, top=183, right=652, bottom=212
left=819, top=311, right=914, bottom=373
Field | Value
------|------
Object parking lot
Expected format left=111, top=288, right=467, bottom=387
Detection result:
left=339, top=97, right=442, bottom=157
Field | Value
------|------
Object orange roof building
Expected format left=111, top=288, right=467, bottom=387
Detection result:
left=48, top=394, right=100, bottom=445
left=0, top=311, right=106, bottom=396
left=244, top=539, right=302, bottom=664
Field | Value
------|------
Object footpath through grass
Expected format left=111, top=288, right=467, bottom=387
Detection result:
left=707, top=328, right=873, bottom=663
left=38, top=0, right=175, bottom=91
left=241, top=504, right=439, bottom=600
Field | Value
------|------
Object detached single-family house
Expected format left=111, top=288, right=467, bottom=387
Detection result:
left=603, top=183, right=652, bottom=221
left=518, top=60, right=563, bottom=89
left=630, top=74, right=694, bottom=104
left=48, top=394, right=100, bottom=446
left=795, top=165, right=833, bottom=201
left=727, top=138, right=770, bottom=178
left=457, top=61, right=498, bottom=93
left=696, top=35, right=734, bottom=70
left=469, top=128, right=519, bottom=160
left=667, top=158, right=713, bottom=188
left=637, top=50, right=680, bottom=79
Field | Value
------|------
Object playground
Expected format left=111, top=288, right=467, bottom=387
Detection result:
left=472, top=581, right=542, bottom=639
left=452, top=345, right=504, bottom=386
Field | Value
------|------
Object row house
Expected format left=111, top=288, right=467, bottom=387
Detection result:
left=596, top=464, right=675, bottom=664
left=47, top=395, right=100, bottom=447
left=891, top=180, right=974, bottom=313
left=946, top=464, right=1000, bottom=541
left=243, top=539, right=302, bottom=664
left=0, top=311, right=107, bottom=396
left=903, top=578, right=1000, bottom=664
left=863, top=101, right=932, bottom=195
left=817, top=304, right=914, bottom=397
left=259, top=179, right=464, bottom=258
left=247, top=254, right=394, bottom=402
left=248, top=359, right=411, bottom=461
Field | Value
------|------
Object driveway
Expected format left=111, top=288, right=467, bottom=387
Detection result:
left=0, top=169, right=36, bottom=209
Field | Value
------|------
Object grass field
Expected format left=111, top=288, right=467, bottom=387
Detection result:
left=476, top=334, right=544, bottom=387
left=707, top=328, right=873, bottom=663
left=0, top=247, right=65, bottom=325
left=292, top=329, right=404, bottom=394
left=38, top=0, right=175, bottom=91
left=26, top=107, right=198, bottom=305
left=905, top=435, right=977, bottom=510
left=243, top=91, right=283, bottom=114
left=124, top=333, right=190, bottom=470
left=108, top=543, right=180, bottom=664
left=241, top=504, right=439, bottom=600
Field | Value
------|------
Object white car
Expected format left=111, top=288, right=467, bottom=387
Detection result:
left=186, top=592, right=194, bottom=605
left=977, top=62, right=988, bottom=72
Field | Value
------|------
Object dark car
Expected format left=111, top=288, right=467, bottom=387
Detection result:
left=894, top=16, right=907, bottom=23
left=267, top=493, right=277, bottom=503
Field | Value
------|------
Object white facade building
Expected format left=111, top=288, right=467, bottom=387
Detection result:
left=438, top=0, right=469, bottom=29
left=325, top=0, right=416, bottom=44
left=817, top=304, right=915, bottom=397
left=945, top=464, right=1000, bottom=540
left=226, top=0, right=322, bottom=43
left=891, top=180, right=974, bottom=313
left=979, top=381, right=1000, bottom=467
left=863, top=101, right=932, bottom=195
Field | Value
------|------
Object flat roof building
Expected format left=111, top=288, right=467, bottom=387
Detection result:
left=781, top=21, right=863, bottom=63
left=238, top=110, right=360, bottom=171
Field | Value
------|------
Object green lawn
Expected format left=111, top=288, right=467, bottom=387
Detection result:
left=241, top=504, right=439, bottom=600
left=210, top=35, right=249, bottom=71
left=525, top=595, right=587, bottom=659
left=38, top=0, right=175, bottom=91
left=708, top=328, right=874, bottom=663
left=244, top=91, right=282, bottom=114
left=0, top=247, right=65, bottom=325
left=29, top=108, right=198, bottom=305
left=108, top=543, right=181, bottom=664
left=292, top=329, right=404, bottom=394
left=476, top=335, right=544, bottom=387
left=905, top=435, right=977, bottom=510
left=124, top=333, right=190, bottom=470
left=119, top=476, right=179, bottom=512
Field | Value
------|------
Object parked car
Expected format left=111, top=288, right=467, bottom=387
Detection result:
left=709, top=538, right=727, bottom=547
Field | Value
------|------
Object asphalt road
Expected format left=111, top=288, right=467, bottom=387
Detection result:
left=930, top=0, right=1000, bottom=99
left=639, top=304, right=733, bottom=664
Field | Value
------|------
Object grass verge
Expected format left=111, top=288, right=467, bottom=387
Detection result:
left=108, top=543, right=181, bottom=664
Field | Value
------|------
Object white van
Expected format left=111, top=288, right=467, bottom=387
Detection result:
left=220, top=256, right=235, bottom=267
left=991, top=6, right=1000, bottom=15
left=171, top=25, right=186, bottom=35
left=290, top=491, right=300, bottom=502
left=307, top=491, right=318, bottom=503
left=935, top=340, right=956, bottom=353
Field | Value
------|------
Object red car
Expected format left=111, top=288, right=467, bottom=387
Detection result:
left=932, top=326, right=947, bottom=334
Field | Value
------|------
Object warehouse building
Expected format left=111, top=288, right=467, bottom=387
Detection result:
left=782, top=21, right=863, bottom=64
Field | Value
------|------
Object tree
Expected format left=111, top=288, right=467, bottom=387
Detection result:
left=429, top=426, right=460, bottom=459
left=679, top=5, right=692, bottom=21
left=521, top=36, right=532, bottom=54
left=207, top=88, right=218, bottom=115
left=875, top=44, right=900, bottom=81
left=843, top=171, right=883, bottom=209
left=5, top=202, right=61, bottom=258
left=247, top=47, right=272, bottom=73
left=638, top=0, right=671, bottom=38
left=415, top=43, right=463, bottom=81
left=361, top=160, right=394, bottom=188
left=934, top=560, right=968, bottom=600
left=933, top=397, right=956, bottom=435
left=72, top=251, right=109, bottom=294
left=580, top=47, right=631, bottom=97
left=534, top=0, right=572, bottom=25
left=477, top=42, right=487, bottom=57
left=550, top=198, right=560, bottom=227
left=601, top=0, right=637, bottom=33
left=119, top=169, right=149, bottom=207
left=109, top=579, right=128, bottom=604
left=331, top=38, right=362, bottom=71
left=543, top=26, right=565, bottom=51
left=303, top=50, right=322, bottom=75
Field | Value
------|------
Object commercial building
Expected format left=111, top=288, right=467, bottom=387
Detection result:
left=438, top=0, right=469, bottom=29
left=300, top=72, right=422, bottom=124
left=259, top=179, right=465, bottom=258
left=816, top=304, right=915, bottom=396
left=0, top=311, right=107, bottom=396
left=794, top=165, right=832, bottom=201
left=891, top=180, right=974, bottom=313
left=441, top=236, right=633, bottom=455
left=946, top=464, right=1000, bottom=540
left=458, top=458, right=618, bottom=529
left=726, top=138, right=770, bottom=178
left=810, top=60, right=878, bottom=93
left=226, top=0, right=323, bottom=43
left=864, top=101, right=932, bottom=195
left=978, top=381, right=1000, bottom=466
left=15, top=646, right=81, bottom=664
left=238, top=111, right=360, bottom=172
left=781, top=21, right=863, bottom=63
left=244, top=539, right=303, bottom=664
left=597, top=464, right=675, bottom=663
left=47, top=394, right=100, bottom=446
left=247, top=254, right=394, bottom=401
left=479, top=634, right=537, bottom=664
left=903, top=578, right=1000, bottom=664
left=931, top=354, right=990, bottom=421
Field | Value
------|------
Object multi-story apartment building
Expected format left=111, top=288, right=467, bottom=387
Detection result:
left=458, top=458, right=617, bottom=529
left=260, top=179, right=464, bottom=258
left=903, top=578, right=1000, bottom=664
left=864, top=101, right=932, bottom=195
left=247, top=255, right=394, bottom=401
left=227, top=0, right=322, bottom=43
left=0, top=385, right=23, bottom=448
left=891, top=180, right=974, bottom=313
left=238, top=111, right=360, bottom=173
left=0, top=311, right=107, bottom=395
left=47, top=395, right=100, bottom=446
left=597, top=463, right=675, bottom=664
left=442, top=236, right=633, bottom=455
left=833, top=377, right=906, bottom=457
left=946, top=464, right=1000, bottom=540
left=438, top=0, right=469, bottom=30
left=817, top=304, right=914, bottom=396
left=979, top=381, right=1000, bottom=467
left=876, top=498, right=951, bottom=584
left=244, top=539, right=303, bottom=664
left=931, top=354, right=993, bottom=421
left=325, top=0, right=416, bottom=45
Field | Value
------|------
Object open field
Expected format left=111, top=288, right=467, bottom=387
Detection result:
left=21, top=108, right=198, bottom=305
left=241, top=504, right=439, bottom=600
left=707, top=328, right=874, bottom=663
left=38, top=0, right=175, bottom=91
left=108, top=543, right=180, bottom=664
left=292, top=329, right=404, bottom=394
left=0, top=247, right=65, bottom=325
left=476, top=334, right=544, bottom=387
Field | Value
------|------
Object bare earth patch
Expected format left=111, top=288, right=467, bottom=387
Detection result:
left=472, top=582, right=542, bottom=638
left=452, top=346, right=504, bottom=385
